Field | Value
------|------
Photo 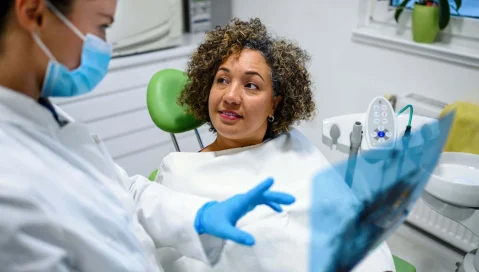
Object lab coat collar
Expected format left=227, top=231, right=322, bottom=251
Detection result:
left=0, top=85, right=62, bottom=137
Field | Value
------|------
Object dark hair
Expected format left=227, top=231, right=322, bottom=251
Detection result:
left=0, top=0, right=74, bottom=35
left=178, top=18, right=316, bottom=137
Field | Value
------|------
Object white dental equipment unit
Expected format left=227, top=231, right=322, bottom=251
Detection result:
left=106, top=0, right=183, bottom=58
left=322, top=95, right=479, bottom=272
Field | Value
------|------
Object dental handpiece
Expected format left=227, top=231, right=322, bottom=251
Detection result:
left=345, top=122, right=363, bottom=186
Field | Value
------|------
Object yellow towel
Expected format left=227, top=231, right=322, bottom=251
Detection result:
left=440, top=101, right=479, bottom=155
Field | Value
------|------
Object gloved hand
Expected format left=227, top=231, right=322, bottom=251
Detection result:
left=194, top=178, right=295, bottom=246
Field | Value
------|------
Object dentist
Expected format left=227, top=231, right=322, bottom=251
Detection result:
left=0, top=1, right=295, bottom=271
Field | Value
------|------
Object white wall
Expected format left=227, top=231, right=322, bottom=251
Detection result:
left=232, top=0, right=479, bottom=163
left=55, top=0, right=478, bottom=175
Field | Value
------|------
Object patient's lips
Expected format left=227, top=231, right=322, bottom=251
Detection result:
left=219, top=110, right=242, bottom=121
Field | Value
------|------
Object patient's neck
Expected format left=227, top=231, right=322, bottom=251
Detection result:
left=203, top=134, right=264, bottom=152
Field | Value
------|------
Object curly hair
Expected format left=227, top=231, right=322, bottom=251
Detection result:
left=178, top=18, right=316, bottom=137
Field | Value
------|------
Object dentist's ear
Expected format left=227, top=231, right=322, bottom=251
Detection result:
left=14, top=0, right=48, bottom=33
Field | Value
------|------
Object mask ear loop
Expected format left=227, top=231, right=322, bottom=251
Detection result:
left=45, top=1, right=85, bottom=41
left=31, top=32, right=57, bottom=62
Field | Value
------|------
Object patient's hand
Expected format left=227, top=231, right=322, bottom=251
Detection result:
left=194, top=178, right=295, bottom=246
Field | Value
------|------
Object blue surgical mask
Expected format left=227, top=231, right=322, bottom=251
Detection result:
left=32, top=2, right=113, bottom=97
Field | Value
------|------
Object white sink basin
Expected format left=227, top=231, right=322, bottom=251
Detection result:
left=426, top=152, right=479, bottom=208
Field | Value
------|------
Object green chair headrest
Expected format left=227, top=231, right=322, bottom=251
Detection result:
left=147, top=69, right=205, bottom=133
left=393, top=255, right=416, bottom=272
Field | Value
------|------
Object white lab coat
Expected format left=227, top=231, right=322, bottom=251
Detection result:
left=154, top=129, right=396, bottom=272
left=0, top=86, right=223, bottom=272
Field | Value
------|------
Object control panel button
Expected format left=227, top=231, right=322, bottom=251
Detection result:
left=382, top=112, right=388, bottom=117
left=381, top=105, right=387, bottom=111
left=378, top=131, right=385, bottom=138
left=382, top=119, right=388, bottom=124
left=374, top=112, right=380, bottom=117
left=371, top=131, right=377, bottom=137
left=378, top=138, right=385, bottom=143
left=378, top=126, right=385, bottom=131
left=374, top=105, right=380, bottom=111
left=386, top=132, right=392, bottom=137
left=374, top=119, right=380, bottom=124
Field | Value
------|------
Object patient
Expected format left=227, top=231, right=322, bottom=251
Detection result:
left=154, top=18, right=396, bottom=272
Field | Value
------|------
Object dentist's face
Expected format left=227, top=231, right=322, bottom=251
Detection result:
left=38, top=0, right=117, bottom=70
left=208, top=49, right=281, bottom=142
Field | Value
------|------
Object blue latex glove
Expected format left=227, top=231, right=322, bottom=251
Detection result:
left=194, top=178, right=295, bottom=246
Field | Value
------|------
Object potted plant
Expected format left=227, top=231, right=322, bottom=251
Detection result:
left=394, top=0, right=462, bottom=43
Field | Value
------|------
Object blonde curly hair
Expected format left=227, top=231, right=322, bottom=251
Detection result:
left=178, top=18, right=316, bottom=137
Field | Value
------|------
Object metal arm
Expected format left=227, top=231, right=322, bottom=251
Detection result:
left=194, top=128, right=204, bottom=149
left=170, top=133, right=180, bottom=152
left=170, top=129, right=204, bottom=152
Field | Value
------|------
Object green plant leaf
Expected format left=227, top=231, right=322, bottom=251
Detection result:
left=438, top=0, right=451, bottom=30
left=394, top=0, right=411, bottom=23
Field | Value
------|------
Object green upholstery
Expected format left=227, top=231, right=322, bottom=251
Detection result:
left=393, top=255, right=416, bottom=272
left=147, top=69, right=205, bottom=182
left=147, top=69, right=205, bottom=133
left=149, top=169, right=158, bottom=182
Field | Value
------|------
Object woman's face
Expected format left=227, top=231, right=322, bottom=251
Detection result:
left=35, top=0, right=117, bottom=70
left=208, top=49, right=281, bottom=142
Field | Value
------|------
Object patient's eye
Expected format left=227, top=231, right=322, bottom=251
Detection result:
left=217, top=77, right=229, bottom=84
left=245, top=83, right=258, bottom=90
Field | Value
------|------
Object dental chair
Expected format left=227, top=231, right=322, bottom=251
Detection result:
left=146, top=69, right=205, bottom=181
left=145, top=68, right=416, bottom=272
